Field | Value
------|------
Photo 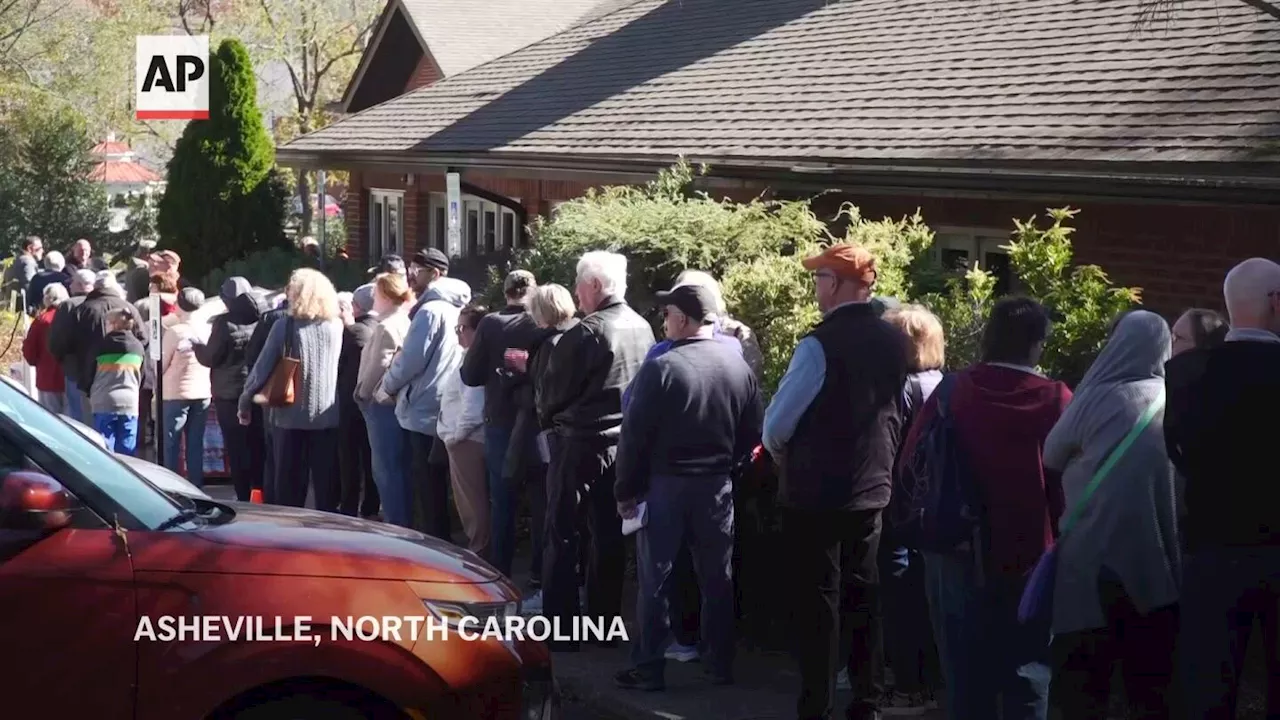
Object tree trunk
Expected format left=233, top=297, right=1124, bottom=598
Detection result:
left=297, top=170, right=313, bottom=239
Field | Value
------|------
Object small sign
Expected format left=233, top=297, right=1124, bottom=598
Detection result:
left=136, top=35, right=209, bottom=120
left=446, top=172, right=461, bottom=257
left=148, top=294, right=162, bottom=361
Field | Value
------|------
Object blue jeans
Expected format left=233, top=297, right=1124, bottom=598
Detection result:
left=65, top=377, right=83, bottom=421
left=361, top=402, right=410, bottom=527
left=485, top=424, right=515, bottom=575
left=162, top=399, right=210, bottom=486
left=632, top=475, right=736, bottom=680
left=93, top=413, right=138, bottom=456
left=924, top=552, right=1050, bottom=720
left=1180, top=546, right=1280, bottom=719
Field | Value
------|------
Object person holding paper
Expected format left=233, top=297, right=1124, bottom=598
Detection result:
left=613, top=283, right=762, bottom=692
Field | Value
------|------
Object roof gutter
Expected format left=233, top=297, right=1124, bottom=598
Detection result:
left=275, top=148, right=1280, bottom=206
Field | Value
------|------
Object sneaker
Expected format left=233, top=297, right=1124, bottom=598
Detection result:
left=664, top=642, right=700, bottom=663
left=836, top=668, right=852, bottom=691
left=614, top=667, right=664, bottom=691
left=521, top=590, right=544, bottom=615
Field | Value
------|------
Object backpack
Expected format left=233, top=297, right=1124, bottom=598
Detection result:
left=892, top=373, right=986, bottom=555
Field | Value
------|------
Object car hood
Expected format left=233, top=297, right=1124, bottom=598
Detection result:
left=134, top=502, right=502, bottom=583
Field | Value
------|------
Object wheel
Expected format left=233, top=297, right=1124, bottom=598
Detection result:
left=231, top=695, right=389, bottom=720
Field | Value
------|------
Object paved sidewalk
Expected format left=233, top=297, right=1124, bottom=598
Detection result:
left=505, top=545, right=943, bottom=720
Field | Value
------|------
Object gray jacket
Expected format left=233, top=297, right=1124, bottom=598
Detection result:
left=380, top=278, right=471, bottom=437
left=239, top=315, right=343, bottom=430
left=1045, top=310, right=1180, bottom=635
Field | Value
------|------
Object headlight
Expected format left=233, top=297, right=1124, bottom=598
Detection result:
left=423, top=599, right=519, bottom=629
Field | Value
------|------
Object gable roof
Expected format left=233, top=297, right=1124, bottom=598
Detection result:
left=289, top=0, right=1280, bottom=181
left=341, top=0, right=622, bottom=111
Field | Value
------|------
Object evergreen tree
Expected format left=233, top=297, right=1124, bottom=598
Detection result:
left=157, top=38, right=287, bottom=281
left=0, top=101, right=110, bottom=252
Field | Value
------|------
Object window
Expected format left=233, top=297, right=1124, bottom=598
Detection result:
left=428, top=192, right=521, bottom=256
left=933, top=227, right=1017, bottom=296
left=369, top=189, right=405, bottom=264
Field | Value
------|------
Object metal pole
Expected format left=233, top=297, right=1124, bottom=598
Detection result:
left=316, top=169, right=327, bottom=271
left=149, top=292, right=163, bottom=466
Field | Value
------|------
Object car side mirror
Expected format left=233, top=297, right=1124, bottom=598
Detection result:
left=0, top=471, right=80, bottom=533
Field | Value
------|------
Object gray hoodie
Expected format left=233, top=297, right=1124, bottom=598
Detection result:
left=381, top=277, right=472, bottom=436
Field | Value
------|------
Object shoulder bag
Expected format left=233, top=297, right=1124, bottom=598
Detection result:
left=254, top=318, right=299, bottom=407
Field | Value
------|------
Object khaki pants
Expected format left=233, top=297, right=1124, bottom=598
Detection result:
left=447, top=439, right=489, bottom=559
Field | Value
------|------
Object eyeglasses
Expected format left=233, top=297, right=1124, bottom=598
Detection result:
left=811, top=271, right=838, bottom=283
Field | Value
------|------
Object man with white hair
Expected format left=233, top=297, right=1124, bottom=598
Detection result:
left=50, top=268, right=147, bottom=425
left=47, top=269, right=100, bottom=422
left=539, top=250, right=655, bottom=650
left=1166, top=257, right=1280, bottom=718
left=26, top=250, right=69, bottom=313
left=67, top=238, right=107, bottom=273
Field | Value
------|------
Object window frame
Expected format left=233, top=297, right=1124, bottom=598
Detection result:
left=932, top=225, right=1020, bottom=295
left=368, top=188, right=406, bottom=264
left=428, top=192, right=521, bottom=256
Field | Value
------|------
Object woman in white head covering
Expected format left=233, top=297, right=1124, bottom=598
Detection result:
left=1042, top=310, right=1179, bottom=718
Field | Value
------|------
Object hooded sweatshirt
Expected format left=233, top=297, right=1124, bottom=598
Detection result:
left=194, top=277, right=268, bottom=400
left=900, top=362, right=1072, bottom=577
left=380, top=277, right=471, bottom=436
left=90, top=330, right=145, bottom=415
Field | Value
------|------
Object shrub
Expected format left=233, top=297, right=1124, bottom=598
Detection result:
left=1006, top=208, right=1141, bottom=385
left=517, top=159, right=828, bottom=317
left=0, top=101, right=110, bottom=252
left=157, top=39, right=288, bottom=282
left=721, top=244, right=822, bottom=394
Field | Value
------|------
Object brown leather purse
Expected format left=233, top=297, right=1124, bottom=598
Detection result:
left=254, top=318, right=299, bottom=407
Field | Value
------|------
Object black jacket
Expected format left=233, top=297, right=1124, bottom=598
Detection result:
left=26, top=269, right=70, bottom=313
left=339, top=314, right=378, bottom=411
left=193, top=288, right=269, bottom=401
left=245, top=303, right=288, bottom=377
left=47, top=295, right=87, bottom=379
left=460, top=305, right=547, bottom=429
left=1165, top=339, right=1280, bottom=551
left=51, top=290, right=148, bottom=390
left=779, top=302, right=908, bottom=511
left=539, top=297, right=655, bottom=443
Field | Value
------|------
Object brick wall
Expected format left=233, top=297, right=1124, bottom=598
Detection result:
left=406, top=54, right=443, bottom=92
left=827, top=194, right=1280, bottom=318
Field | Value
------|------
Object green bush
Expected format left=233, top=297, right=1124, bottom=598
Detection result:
left=721, top=245, right=822, bottom=394
left=517, top=159, right=828, bottom=317
left=915, top=208, right=1140, bottom=384
left=201, top=246, right=364, bottom=296
left=1006, top=208, right=1141, bottom=384
left=157, top=39, right=288, bottom=282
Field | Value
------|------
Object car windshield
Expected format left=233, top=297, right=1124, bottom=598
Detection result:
left=0, top=379, right=185, bottom=528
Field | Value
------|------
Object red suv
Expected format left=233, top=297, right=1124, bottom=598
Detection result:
left=0, top=379, right=558, bottom=719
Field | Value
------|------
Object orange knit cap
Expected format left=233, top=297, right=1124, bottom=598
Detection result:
left=801, top=243, right=877, bottom=284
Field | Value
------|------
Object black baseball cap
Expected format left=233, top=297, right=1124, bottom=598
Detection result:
left=369, top=253, right=406, bottom=275
left=656, top=284, right=718, bottom=324
left=411, top=248, right=449, bottom=272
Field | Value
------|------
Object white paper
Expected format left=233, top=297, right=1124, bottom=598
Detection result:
left=621, top=501, right=648, bottom=536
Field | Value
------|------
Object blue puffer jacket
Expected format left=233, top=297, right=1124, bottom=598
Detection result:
left=380, top=278, right=471, bottom=436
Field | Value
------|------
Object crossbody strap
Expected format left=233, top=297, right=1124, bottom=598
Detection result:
left=1060, top=389, right=1165, bottom=535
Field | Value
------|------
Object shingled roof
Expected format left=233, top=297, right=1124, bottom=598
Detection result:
left=397, top=0, right=627, bottom=76
left=283, top=0, right=1280, bottom=175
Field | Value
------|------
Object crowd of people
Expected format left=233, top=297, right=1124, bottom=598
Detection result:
left=9, top=230, right=1280, bottom=720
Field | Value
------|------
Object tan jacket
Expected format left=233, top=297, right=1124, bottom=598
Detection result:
left=355, top=311, right=411, bottom=404
left=160, top=315, right=212, bottom=400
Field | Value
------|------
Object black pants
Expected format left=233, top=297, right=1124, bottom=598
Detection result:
left=526, top=462, right=548, bottom=587
left=542, top=433, right=624, bottom=650
left=272, top=427, right=339, bottom=511
left=1050, top=577, right=1178, bottom=719
left=879, top=541, right=939, bottom=694
left=406, top=430, right=451, bottom=541
left=670, top=543, right=701, bottom=647
left=338, top=402, right=378, bottom=517
left=213, top=399, right=264, bottom=502
left=783, top=507, right=885, bottom=720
